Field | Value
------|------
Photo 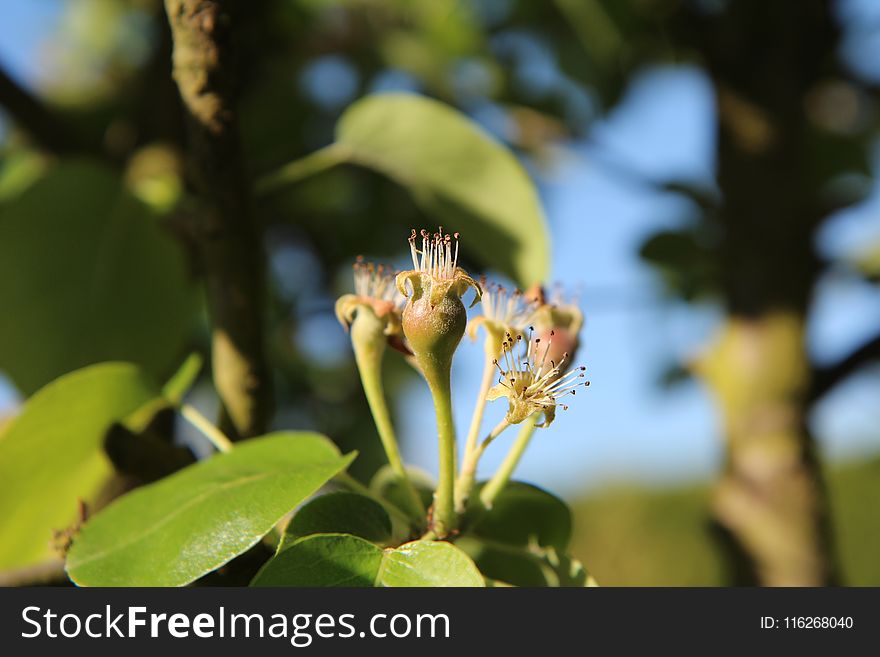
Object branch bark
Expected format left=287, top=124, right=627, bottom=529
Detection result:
left=0, top=65, right=97, bottom=154
left=685, top=0, right=839, bottom=585
left=164, top=0, right=271, bottom=439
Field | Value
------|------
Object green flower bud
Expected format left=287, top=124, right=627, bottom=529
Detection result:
left=396, top=229, right=481, bottom=381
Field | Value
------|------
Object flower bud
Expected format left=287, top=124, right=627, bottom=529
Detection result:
left=396, top=229, right=481, bottom=380
left=467, top=279, right=538, bottom=359
left=526, top=284, right=583, bottom=376
left=335, top=258, right=404, bottom=339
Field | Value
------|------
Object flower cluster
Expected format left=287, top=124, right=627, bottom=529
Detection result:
left=335, top=228, right=588, bottom=532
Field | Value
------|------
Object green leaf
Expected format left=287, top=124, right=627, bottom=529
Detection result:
left=456, top=538, right=549, bottom=587
left=253, top=534, right=384, bottom=587
left=0, top=363, right=160, bottom=570
left=282, top=492, right=392, bottom=547
left=379, top=540, right=484, bottom=587
left=66, top=432, right=356, bottom=586
left=466, top=482, right=572, bottom=551
left=0, top=159, right=196, bottom=395
left=266, top=93, right=550, bottom=287
left=253, top=537, right=484, bottom=587
left=456, top=536, right=592, bottom=588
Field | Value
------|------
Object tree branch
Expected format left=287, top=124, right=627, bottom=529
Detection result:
left=810, top=332, right=880, bottom=402
left=164, top=0, right=271, bottom=439
left=0, top=65, right=95, bottom=154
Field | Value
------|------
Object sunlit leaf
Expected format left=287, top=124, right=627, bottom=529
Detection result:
left=66, top=432, right=356, bottom=586
left=337, top=94, right=549, bottom=286
left=379, top=540, right=484, bottom=587
left=264, top=94, right=550, bottom=287
left=0, top=363, right=159, bottom=570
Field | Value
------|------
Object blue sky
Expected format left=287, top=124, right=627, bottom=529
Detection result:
left=2, top=0, right=879, bottom=498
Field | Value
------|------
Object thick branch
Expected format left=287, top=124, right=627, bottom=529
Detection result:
left=165, top=0, right=271, bottom=439
left=810, top=332, right=880, bottom=402
left=0, top=65, right=94, bottom=154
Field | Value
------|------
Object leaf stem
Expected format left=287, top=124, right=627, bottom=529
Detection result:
left=181, top=403, right=234, bottom=453
left=255, top=143, right=349, bottom=195
left=455, top=418, right=510, bottom=512
left=480, top=413, right=539, bottom=508
left=350, top=311, right=426, bottom=521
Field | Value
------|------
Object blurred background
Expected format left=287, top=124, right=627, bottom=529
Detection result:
left=1, top=0, right=879, bottom=585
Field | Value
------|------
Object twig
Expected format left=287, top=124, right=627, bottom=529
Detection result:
left=810, top=332, right=880, bottom=402
left=181, top=403, right=234, bottom=453
left=164, top=0, right=271, bottom=439
left=0, top=65, right=96, bottom=155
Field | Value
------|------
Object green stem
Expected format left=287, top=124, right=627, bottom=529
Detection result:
left=350, top=311, right=426, bottom=521
left=255, top=143, right=349, bottom=195
left=425, top=366, right=457, bottom=537
left=480, top=413, right=539, bottom=508
left=462, top=338, right=499, bottom=477
left=181, top=403, right=234, bottom=453
left=455, top=418, right=510, bottom=513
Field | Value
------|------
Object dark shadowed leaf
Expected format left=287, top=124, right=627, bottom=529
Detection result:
left=456, top=536, right=593, bottom=587
left=282, top=492, right=392, bottom=546
left=252, top=534, right=384, bottom=587
left=0, top=159, right=196, bottom=395
left=466, top=481, right=572, bottom=551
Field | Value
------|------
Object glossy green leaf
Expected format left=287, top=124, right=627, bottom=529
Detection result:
left=379, top=540, right=484, bottom=587
left=66, top=432, right=355, bottom=586
left=0, top=159, right=196, bottom=395
left=466, top=482, right=572, bottom=551
left=282, top=492, right=392, bottom=546
left=253, top=536, right=484, bottom=587
left=253, top=534, right=384, bottom=587
left=0, top=363, right=160, bottom=570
